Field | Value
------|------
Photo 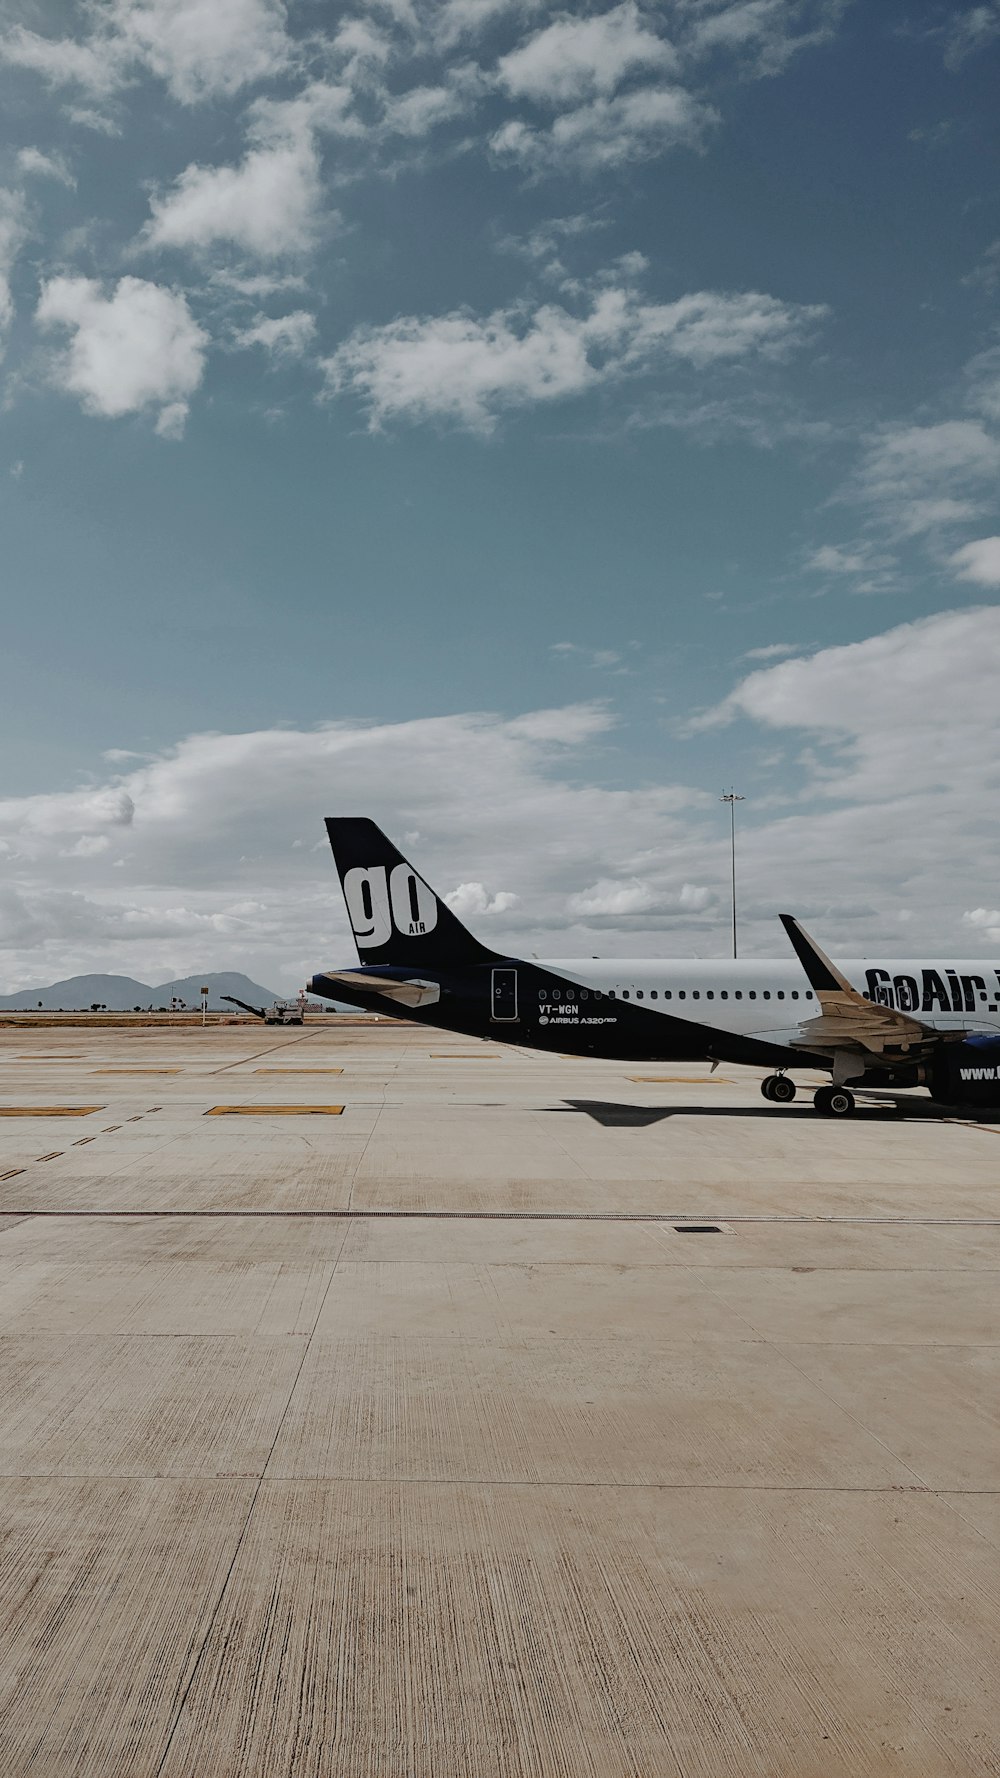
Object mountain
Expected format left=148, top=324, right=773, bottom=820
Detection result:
left=0, top=971, right=282, bottom=1011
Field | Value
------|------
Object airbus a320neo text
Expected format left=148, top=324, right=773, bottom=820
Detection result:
left=306, top=819, right=1000, bottom=1118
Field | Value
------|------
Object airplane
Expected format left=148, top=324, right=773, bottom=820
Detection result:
left=308, top=818, right=1000, bottom=1117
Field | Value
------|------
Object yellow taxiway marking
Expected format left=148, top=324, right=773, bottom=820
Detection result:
left=430, top=1053, right=502, bottom=1059
left=0, top=1106, right=104, bottom=1117
left=0, top=1168, right=26, bottom=1180
left=206, top=1104, right=345, bottom=1116
left=92, top=1068, right=182, bottom=1075
left=628, top=1075, right=732, bottom=1084
left=253, top=1067, right=344, bottom=1075
left=36, top=1151, right=63, bottom=1162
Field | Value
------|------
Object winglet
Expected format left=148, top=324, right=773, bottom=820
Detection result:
left=779, top=914, right=852, bottom=995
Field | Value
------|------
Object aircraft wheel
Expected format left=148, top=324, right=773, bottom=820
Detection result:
left=761, top=1075, right=779, bottom=1101
left=815, top=1085, right=855, bottom=1117
left=770, top=1074, right=796, bottom=1103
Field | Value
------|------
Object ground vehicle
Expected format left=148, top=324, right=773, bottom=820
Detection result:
left=221, top=995, right=305, bottom=1025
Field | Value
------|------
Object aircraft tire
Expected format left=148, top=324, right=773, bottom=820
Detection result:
left=815, top=1085, right=855, bottom=1117
left=771, top=1075, right=796, bottom=1103
left=761, top=1075, right=779, bottom=1101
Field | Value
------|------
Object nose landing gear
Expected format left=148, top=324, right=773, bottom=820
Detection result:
left=761, top=1073, right=796, bottom=1103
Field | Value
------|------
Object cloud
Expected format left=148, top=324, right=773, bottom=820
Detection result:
left=0, top=188, right=27, bottom=344
left=942, top=2, right=1000, bottom=68
left=852, top=420, right=1000, bottom=538
left=568, top=877, right=713, bottom=916
left=143, top=138, right=324, bottom=259
left=742, top=642, right=801, bottom=661
left=0, top=0, right=293, bottom=107
left=140, top=80, right=361, bottom=259
left=497, top=4, right=676, bottom=104
left=107, top=0, right=293, bottom=104
left=15, top=146, right=75, bottom=187
left=0, top=704, right=717, bottom=990
left=683, top=0, right=848, bottom=76
left=35, top=276, right=208, bottom=429
left=444, top=881, right=520, bottom=917
left=950, top=536, right=1000, bottom=586
left=491, top=83, right=715, bottom=172
left=321, top=267, right=827, bottom=432
left=233, top=310, right=318, bottom=357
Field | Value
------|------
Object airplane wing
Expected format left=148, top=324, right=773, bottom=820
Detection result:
left=779, top=914, right=959, bottom=1062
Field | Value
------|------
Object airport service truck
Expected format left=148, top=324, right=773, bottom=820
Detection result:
left=221, top=994, right=310, bottom=1025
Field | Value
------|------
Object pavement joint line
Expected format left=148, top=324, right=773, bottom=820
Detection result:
left=2, top=1209, right=1000, bottom=1224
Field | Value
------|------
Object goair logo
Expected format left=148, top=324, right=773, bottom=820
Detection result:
left=865, top=966, right=1000, bottom=1014
left=343, top=864, right=438, bottom=948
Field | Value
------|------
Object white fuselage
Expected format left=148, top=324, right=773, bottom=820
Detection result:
left=535, top=957, right=1000, bottom=1052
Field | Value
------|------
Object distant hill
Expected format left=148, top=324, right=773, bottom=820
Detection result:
left=0, top=971, right=282, bottom=1012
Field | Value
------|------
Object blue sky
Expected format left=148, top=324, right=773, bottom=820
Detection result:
left=1, top=0, right=999, bottom=990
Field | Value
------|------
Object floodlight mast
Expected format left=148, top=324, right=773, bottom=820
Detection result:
left=720, top=790, right=745, bottom=959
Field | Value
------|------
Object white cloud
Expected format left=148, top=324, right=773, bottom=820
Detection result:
left=107, top=0, right=293, bottom=103
left=0, top=25, right=125, bottom=99
left=445, top=881, right=520, bottom=917
left=234, top=310, right=318, bottom=357
left=742, top=642, right=801, bottom=661
left=322, top=267, right=826, bottom=432
left=0, top=0, right=292, bottom=107
left=492, top=83, right=715, bottom=172
left=497, top=4, right=676, bottom=105
left=140, top=80, right=362, bottom=259
left=943, top=2, right=1000, bottom=68
left=950, top=536, right=1000, bottom=586
left=16, top=146, right=75, bottom=187
left=854, top=420, right=1000, bottom=538
left=569, top=877, right=713, bottom=916
left=35, top=276, right=208, bottom=428
left=0, top=188, right=27, bottom=344
left=143, top=137, right=324, bottom=259
left=683, top=0, right=846, bottom=76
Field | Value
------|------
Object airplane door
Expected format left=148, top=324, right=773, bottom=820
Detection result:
left=491, top=968, right=518, bottom=1022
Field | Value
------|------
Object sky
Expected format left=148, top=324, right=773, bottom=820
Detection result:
left=1, top=0, right=999, bottom=993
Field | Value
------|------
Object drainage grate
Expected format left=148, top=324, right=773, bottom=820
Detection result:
left=673, top=1223, right=723, bottom=1234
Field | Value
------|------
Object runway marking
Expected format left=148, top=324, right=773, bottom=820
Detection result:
left=629, top=1075, right=732, bottom=1084
left=253, top=1068, right=344, bottom=1075
left=0, top=1168, right=26, bottom=1180
left=2, top=1209, right=999, bottom=1225
left=35, top=1152, right=63, bottom=1162
left=205, top=1104, right=345, bottom=1116
left=0, top=1106, right=103, bottom=1117
left=92, top=1068, right=182, bottom=1075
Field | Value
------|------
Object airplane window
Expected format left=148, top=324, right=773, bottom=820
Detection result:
left=749, top=991, right=757, bottom=1000
left=791, top=991, right=799, bottom=1000
left=678, top=990, right=686, bottom=999
left=777, top=991, right=785, bottom=1000
left=805, top=991, right=813, bottom=999
left=734, top=991, right=742, bottom=1000
left=636, top=989, right=644, bottom=999
left=692, top=990, right=700, bottom=1000
left=706, top=990, right=714, bottom=999
left=622, top=989, right=630, bottom=998
left=580, top=988, right=588, bottom=999
left=664, top=990, right=672, bottom=999
left=538, top=990, right=546, bottom=1001
left=595, top=990, right=603, bottom=1000
left=553, top=988, right=561, bottom=1000
left=720, top=991, right=728, bottom=1000
left=650, top=990, right=658, bottom=1000
left=763, top=991, right=771, bottom=1000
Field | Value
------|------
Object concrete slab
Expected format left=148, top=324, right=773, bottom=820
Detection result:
left=158, top=1481, right=1000, bottom=1778
left=1, top=1022, right=1000, bottom=1774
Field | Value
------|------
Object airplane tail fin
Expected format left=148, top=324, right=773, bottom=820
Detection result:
left=324, top=818, right=499, bottom=968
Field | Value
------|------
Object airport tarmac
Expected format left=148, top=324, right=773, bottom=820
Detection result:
left=1, top=1018, right=999, bottom=1776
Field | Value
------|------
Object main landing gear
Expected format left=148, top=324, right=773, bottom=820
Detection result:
left=761, top=1073, right=796, bottom=1103
left=813, top=1085, right=855, bottom=1117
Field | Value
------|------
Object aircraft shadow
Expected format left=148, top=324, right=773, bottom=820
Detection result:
left=548, top=1099, right=907, bottom=1126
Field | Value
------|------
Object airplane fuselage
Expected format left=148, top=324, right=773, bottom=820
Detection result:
left=312, top=954, right=1000, bottom=1070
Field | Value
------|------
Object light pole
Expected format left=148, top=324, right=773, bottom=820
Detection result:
left=720, top=790, right=745, bottom=959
